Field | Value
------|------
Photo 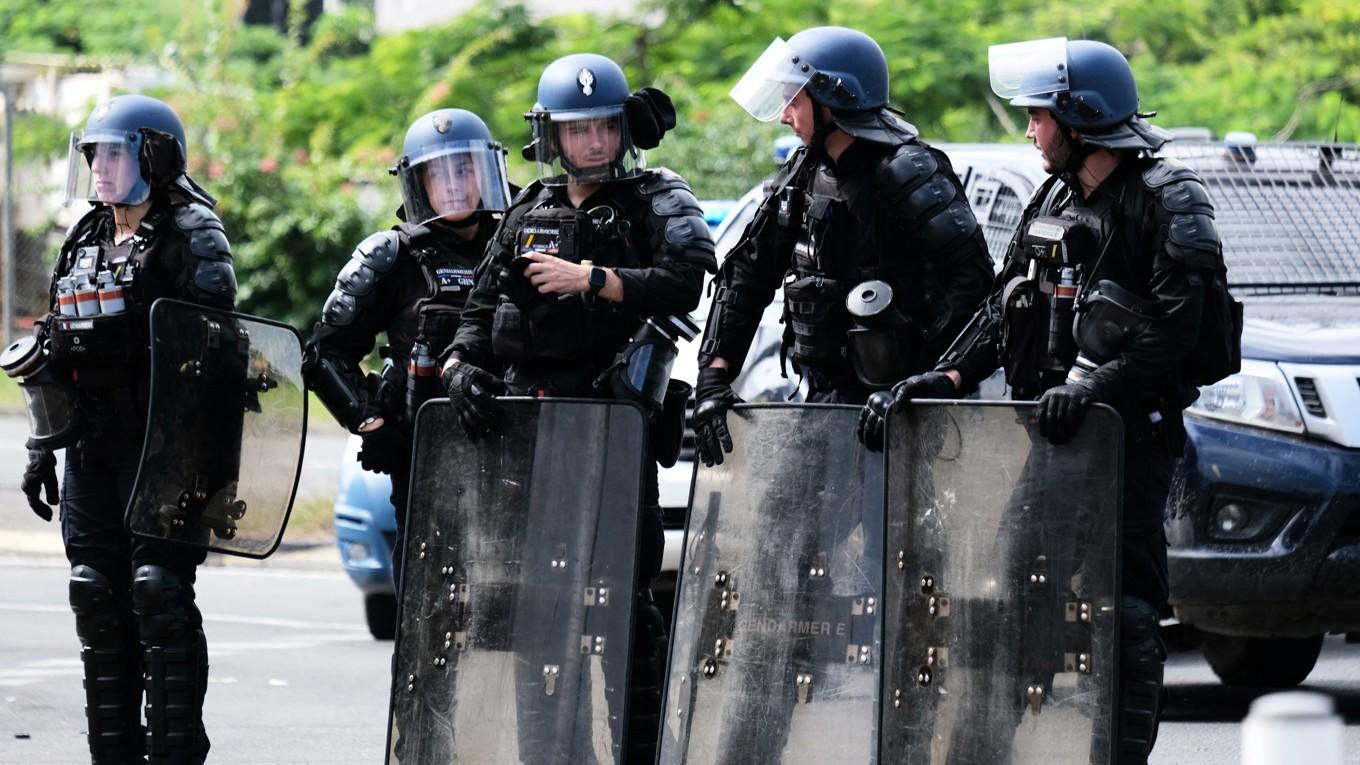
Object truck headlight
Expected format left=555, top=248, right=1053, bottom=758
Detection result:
left=1187, top=359, right=1304, bottom=434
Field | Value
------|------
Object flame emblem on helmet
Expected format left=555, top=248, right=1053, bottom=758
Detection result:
left=577, top=68, right=596, bottom=96
left=433, top=114, right=452, bottom=134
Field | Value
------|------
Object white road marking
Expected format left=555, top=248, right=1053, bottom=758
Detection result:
left=0, top=602, right=364, bottom=632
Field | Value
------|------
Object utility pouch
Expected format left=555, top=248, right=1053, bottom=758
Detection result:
left=999, top=275, right=1044, bottom=396
left=782, top=274, right=850, bottom=369
left=48, top=312, right=146, bottom=386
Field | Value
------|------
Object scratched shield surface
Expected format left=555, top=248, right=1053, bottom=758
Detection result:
left=660, top=404, right=885, bottom=765
left=387, top=398, right=646, bottom=765
left=880, top=402, right=1122, bottom=764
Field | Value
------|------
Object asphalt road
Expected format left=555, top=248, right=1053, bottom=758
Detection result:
left=2, top=554, right=1360, bottom=764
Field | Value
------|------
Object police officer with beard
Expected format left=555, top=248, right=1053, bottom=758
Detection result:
left=693, top=26, right=994, bottom=464
left=860, top=39, right=1226, bottom=763
left=304, top=109, right=511, bottom=589
left=442, top=53, right=715, bottom=762
left=13, top=95, right=234, bottom=764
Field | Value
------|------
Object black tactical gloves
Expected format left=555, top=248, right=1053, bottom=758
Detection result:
left=22, top=447, right=58, bottom=522
left=442, top=359, right=507, bottom=442
left=693, top=366, right=742, bottom=467
left=624, top=88, right=677, bottom=150
left=1036, top=382, right=1095, bottom=444
left=356, top=422, right=409, bottom=475
left=856, top=371, right=958, bottom=451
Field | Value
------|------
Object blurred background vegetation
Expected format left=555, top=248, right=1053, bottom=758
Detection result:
left=2, top=0, right=1357, bottom=328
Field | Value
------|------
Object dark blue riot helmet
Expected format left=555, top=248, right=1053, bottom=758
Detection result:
left=731, top=26, right=917, bottom=147
left=65, top=94, right=215, bottom=207
left=392, top=108, right=511, bottom=226
left=524, top=53, right=649, bottom=185
left=989, top=38, right=1171, bottom=152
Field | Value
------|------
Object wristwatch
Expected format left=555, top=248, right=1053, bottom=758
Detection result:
left=588, top=266, right=607, bottom=294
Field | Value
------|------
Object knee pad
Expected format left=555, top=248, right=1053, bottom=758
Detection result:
left=131, top=565, right=198, bottom=645
left=1120, top=595, right=1168, bottom=666
left=70, top=565, right=130, bottom=648
left=1117, top=595, right=1166, bottom=764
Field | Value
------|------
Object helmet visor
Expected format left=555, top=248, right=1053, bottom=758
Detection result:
left=730, top=37, right=814, bottom=122
left=397, top=140, right=512, bottom=225
left=65, top=130, right=150, bottom=207
left=988, top=37, right=1071, bottom=100
left=529, top=106, right=644, bottom=186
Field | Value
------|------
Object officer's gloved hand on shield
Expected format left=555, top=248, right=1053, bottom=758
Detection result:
left=856, top=370, right=958, bottom=452
left=357, top=420, right=409, bottom=475
left=693, top=366, right=743, bottom=467
left=21, top=446, right=58, bottom=522
left=1036, top=381, right=1095, bottom=445
left=442, top=357, right=507, bottom=442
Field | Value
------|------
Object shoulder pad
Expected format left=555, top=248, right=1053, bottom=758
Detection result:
left=192, top=259, right=237, bottom=305
left=353, top=230, right=402, bottom=274
left=321, top=289, right=359, bottom=327
left=663, top=215, right=716, bottom=256
left=635, top=168, right=691, bottom=197
left=650, top=184, right=703, bottom=219
left=1141, top=158, right=1201, bottom=190
left=875, top=143, right=943, bottom=202
left=1142, top=160, right=1215, bottom=217
left=172, top=203, right=225, bottom=233
left=1165, top=212, right=1222, bottom=268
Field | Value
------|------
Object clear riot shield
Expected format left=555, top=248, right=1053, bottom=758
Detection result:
left=126, top=299, right=307, bottom=558
left=880, top=402, right=1122, bottom=765
left=660, top=404, right=884, bottom=765
left=387, top=398, right=646, bottom=765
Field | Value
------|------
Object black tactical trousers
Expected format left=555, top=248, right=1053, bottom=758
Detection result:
left=62, top=433, right=209, bottom=765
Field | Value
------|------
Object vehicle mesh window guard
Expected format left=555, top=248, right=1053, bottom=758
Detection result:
left=1161, top=141, right=1360, bottom=295
left=970, top=175, right=1026, bottom=263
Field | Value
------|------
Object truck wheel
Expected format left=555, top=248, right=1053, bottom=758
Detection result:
left=365, top=593, right=398, bottom=640
left=1201, top=633, right=1324, bottom=688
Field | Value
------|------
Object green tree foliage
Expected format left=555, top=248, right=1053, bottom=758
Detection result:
left=4, top=0, right=1357, bottom=327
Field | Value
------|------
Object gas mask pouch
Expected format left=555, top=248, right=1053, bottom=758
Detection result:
left=844, top=280, right=921, bottom=390
left=598, top=314, right=699, bottom=465
left=1069, top=279, right=1158, bottom=383
left=1, top=336, right=84, bottom=448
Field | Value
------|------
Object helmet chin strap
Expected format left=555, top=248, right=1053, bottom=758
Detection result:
left=1056, top=124, right=1096, bottom=189
left=804, top=102, right=839, bottom=166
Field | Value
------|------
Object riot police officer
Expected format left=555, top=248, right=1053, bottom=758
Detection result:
left=303, top=108, right=511, bottom=586
left=860, top=38, right=1225, bottom=763
left=14, top=94, right=235, bottom=764
left=693, top=25, right=994, bottom=465
left=443, top=52, right=715, bottom=762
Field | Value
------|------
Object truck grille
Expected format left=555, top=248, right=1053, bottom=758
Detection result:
left=1295, top=377, right=1327, bottom=417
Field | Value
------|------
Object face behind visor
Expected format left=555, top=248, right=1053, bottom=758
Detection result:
left=393, top=108, right=512, bottom=226
left=525, top=53, right=646, bottom=186
left=65, top=94, right=193, bottom=207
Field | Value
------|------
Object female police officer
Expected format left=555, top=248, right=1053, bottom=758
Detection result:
left=441, top=53, right=716, bottom=762
left=16, top=94, right=235, bottom=764
left=303, top=108, right=511, bottom=592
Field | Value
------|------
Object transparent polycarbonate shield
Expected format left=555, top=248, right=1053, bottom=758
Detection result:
left=660, top=404, right=884, bottom=764
left=387, top=398, right=646, bottom=765
left=988, top=37, right=1070, bottom=99
left=126, top=299, right=307, bottom=558
left=880, top=402, right=1122, bottom=765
